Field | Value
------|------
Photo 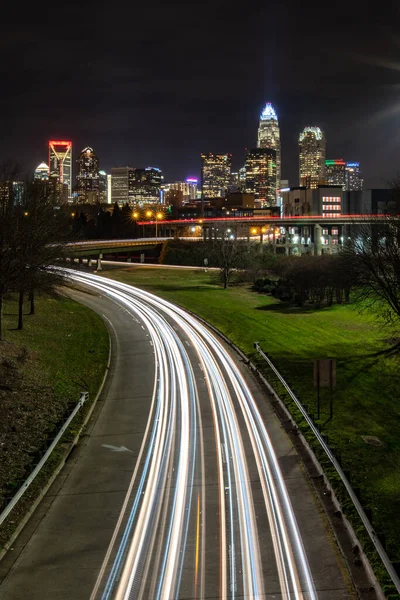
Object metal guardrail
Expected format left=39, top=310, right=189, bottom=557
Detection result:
left=254, top=342, right=400, bottom=595
left=0, top=391, right=89, bottom=527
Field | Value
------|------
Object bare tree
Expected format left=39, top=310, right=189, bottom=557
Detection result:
left=0, top=163, right=68, bottom=337
left=210, top=237, right=252, bottom=288
left=343, top=216, right=400, bottom=328
left=12, top=180, right=67, bottom=330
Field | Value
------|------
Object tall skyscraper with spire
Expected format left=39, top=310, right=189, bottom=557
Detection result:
left=257, top=103, right=280, bottom=201
left=299, top=127, right=326, bottom=189
left=49, top=140, right=72, bottom=199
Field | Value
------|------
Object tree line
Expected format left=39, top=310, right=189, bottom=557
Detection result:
left=0, top=162, right=68, bottom=340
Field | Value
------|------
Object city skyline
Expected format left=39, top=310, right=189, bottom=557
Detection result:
left=33, top=107, right=364, bottom=195
left=1, top=3, right=399, bottom=189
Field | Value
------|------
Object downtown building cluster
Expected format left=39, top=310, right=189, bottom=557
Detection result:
left=29, top=105, right=375, bottom=221
left=34, top=142, right=198, bottom=209
left=199, top=104, right=364, bottom=217
left=34, top=142, right=167, bottom=206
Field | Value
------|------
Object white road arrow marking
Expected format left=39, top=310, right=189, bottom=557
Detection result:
left=102, top=444, right=133, bottom=453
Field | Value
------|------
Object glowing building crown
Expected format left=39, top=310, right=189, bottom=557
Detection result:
left=260, top=103, right=278, bottom=121
left=299, top=127, right=323, bottom=142
left=35, top=162, right=49, bottom=171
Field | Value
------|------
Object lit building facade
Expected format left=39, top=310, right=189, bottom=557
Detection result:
left=298, top=127, right=326, bottom=189
left=325, top=159, right=346, bottom=189
left=34, top=162, right=49, bottom=181
left=282, top=185, right=343, bottom=217
left=99, top=170, right=108, bottom=203
left=49, top=140, right=72, bottom=199
left=227, top=172, right=241, bottom=193
left=245, top=147, right=277, bottom=207
left=257, top=103, right=281, bottom=201
left=200, top=153, right=232, bottom=198
left=169, top=178, right=197, bottom=202
left=345, top=162, right=363, bottom=191
left=107, top=174, right=112, bottom=204
left=76, top=146, right=100, bottom=203
left=130, top=167, right=163, bottom=204
left=238, top=166, right=246, bottom=190
left=111, top=167, right=134, bottom=204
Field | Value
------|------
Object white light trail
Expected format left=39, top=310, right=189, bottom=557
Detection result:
left=63, top=269, right=317, bottom=600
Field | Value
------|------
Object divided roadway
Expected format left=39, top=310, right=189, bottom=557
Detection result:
left=0, top=271, right=355, bottom=599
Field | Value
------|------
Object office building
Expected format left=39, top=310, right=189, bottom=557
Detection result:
left=345, top=162, right=363, bottom=191
left=164, top=188, right=184, bottom=207
left=200, top=153, right=232, bottom=198
left=257, top=103, right=281, bottom=200
left=245, top=147, right=277, bottom=207
left=169, top=178, right=197, bottom=202
left=282, top=185, right=343, bottom=217
left=49, top=140, right=72, bottom=199
left=34, top=162, right=49, bottom=181
left=238, top=166, right=246, bottom=191
left=130, top=167, right=163, bottom=204
left=76, top=146, right=100, bottom=203
left=99, top=170, right=108, bottom=203
left=111, top=167, right=134, bottom=204
left=326, top=159, right=346, bottom=189
left=299, top=127, right=326, bottom=189
left=107, top=174, right=112, bottom=204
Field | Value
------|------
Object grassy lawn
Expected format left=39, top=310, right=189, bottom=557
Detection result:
left=99, top=265, right=400, bottom=592
left=0, top=290, right=109, bottom=548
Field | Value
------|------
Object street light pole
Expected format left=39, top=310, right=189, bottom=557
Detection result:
left=155, top=212, right=162, bottom=239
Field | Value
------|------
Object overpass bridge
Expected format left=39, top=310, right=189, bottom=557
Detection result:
left=64, top=214, right=391, bottom=267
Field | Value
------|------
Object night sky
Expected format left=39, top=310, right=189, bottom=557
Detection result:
left=1, top=1, right=400, bottom=188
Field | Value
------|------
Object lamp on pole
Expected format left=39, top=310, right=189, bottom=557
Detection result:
left=155, top=212, right=163, bottom=238
left=146, top=210, right=152, bottom=238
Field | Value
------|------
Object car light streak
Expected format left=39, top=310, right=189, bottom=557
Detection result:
left=194, top=492, right=201, bottom=594
left=64, top=269, right=317, bottom=600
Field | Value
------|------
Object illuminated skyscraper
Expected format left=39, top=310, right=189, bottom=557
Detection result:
left=169, top=179, right=197, bottom=202
left=257, top=103, right=280, bottom=201
left=49, top=140, right=72, bottom=199
left=111, top=167, right=134, bottom=204
left=76, top=146, right=100, bottom=203
left=345, top=162, right=363, bottom=191
left=34, top=162, right=49, bottom=181
left=299, top=127, right=326, bottom=189
left=200, top=153, right=231, bottom=198
left=325, top=159, right=346, bottom=189
left=99, top=170, right=108, bottom=203
left=245, top=148, right=277, bottom=206
left=131, top=167, right=163, bottom=204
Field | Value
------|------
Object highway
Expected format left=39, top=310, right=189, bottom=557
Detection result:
left=64, top=271, right=316, bottom=600
left=0, top=270, right=354, bottom=600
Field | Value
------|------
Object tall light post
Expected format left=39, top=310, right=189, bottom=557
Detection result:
left=131, top=211, right=140, bottom=238
left=155, top=212, right=163, bottom=238
left=146, top=210, right=152, bottom=238
left=145, top=210, right=163, bottom=238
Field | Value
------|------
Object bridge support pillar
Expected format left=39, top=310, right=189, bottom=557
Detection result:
left=96, top=253, right=103, bottom=271
left=88, top=258, right=93, bottom=268
left=313, top=224, right=322, bottom=255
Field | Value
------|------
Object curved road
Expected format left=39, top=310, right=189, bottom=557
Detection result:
left=0, top=270, right=354, bottom=599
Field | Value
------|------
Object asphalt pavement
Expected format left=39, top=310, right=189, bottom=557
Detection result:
left=0, top=275, right=359, bottom=599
